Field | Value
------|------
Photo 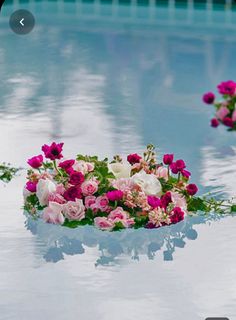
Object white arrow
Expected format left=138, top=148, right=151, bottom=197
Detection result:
left=20, top=18, right=24, bottom=26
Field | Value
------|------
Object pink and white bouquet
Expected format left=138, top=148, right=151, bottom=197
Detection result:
left=203, top=80, right=236, bottom=131
left=24, top=142, right=235, bottom=231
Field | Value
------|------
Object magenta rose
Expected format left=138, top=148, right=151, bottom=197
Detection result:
left=27, top=155, right=43, bottom=169
left=161, top=192, right=172, bottom=209
left=223, top=117, right=234, bottom=128
left=69, top=171, right=85, bottom=186
left=170, top=207, right=185, bottom=224
left=42, top=142, right=64, bottom=160
left=106, top=190, right=124, bottom=202
left=127, top=153, right=142, bottom=165
left=202, top=92, right=215, bottom=104
left=211, top=118, right=219, bottom=128
left=163, top=154, right=174, bottom=165
left=147, top=195, right=161, bottom=208
left=26, top=181, right=37, bottom=193
left=217, top=80, right=236, bottom=96
left=181, top=169, right=191, bottom=179
left=170, top=160, right=185, bottom=174
left=59, top=160, right=75, bottom=173
left=63, top=186, right=82, bottom=201
left=186, top=183, right=198, bottom=196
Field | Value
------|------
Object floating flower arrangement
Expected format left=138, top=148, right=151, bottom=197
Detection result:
left=24, top=142, right=236, bottom=231
left=203, top=80, right=236, bottom=131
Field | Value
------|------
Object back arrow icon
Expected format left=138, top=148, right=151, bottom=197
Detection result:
left=20, top=18, right=24, bottom=26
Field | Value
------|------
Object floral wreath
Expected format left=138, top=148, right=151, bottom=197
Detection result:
left=24, top=142, right=236, bottom=232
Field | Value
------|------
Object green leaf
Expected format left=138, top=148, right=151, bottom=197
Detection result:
left=63, top=218, right=92, bottom=228
left=187, top=197, right=208, bottom=212
left=113, top=221, right=125, bottom=231
left=231, top=205, right=236, bottom=212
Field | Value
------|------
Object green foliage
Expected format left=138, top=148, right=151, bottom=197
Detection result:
left=24, top=194, right=45, bottom=213
left=187, top=197, right=208, bottom=212
left=0, top=163, right=19, bottom=183
left=134, top=215, right=149, bottom=229
left=63, top=218, right=92, bottom=228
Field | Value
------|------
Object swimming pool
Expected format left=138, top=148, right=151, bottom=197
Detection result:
left=0, top=1, right=236, bottom=319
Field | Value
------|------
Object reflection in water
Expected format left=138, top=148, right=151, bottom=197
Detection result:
left=201, top=145, right=236, bottom=198
left=25, top=213, right=221, bottom=266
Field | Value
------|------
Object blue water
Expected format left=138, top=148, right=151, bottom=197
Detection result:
left=0, top=2, right=236, bottom=319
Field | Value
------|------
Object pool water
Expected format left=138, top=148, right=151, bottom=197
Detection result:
left=0, top=1, right=236, bottom=319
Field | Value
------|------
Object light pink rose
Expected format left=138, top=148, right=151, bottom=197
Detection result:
left=63, top=199, right=85, bottom=221
left=55, top=184, right=66, bottom=195
left=111, top=178, right=134, bottom=192
left=85, top=196, right=96, bottom=209
left=73, top=161, right=94, bottom=174
left=216, top=106, right=229, bottom=120
left=232, top=110, right=236, bottom=122
left=42, top=202, right=65, bottom=225
left=156, top=166, right=168, bottom=181
left=94, top=217, right=114, bottom=231
left=171, top=192, right=187, bottom=212
left=108, top=207, right=135, bottom=228
left=81, top=179, right=99, bottom=196
left=108, top=207, right=128, bottom=220
left=94, top=195, right=110, bottom=212
left=48, top=192, right=66, bottom=204
left=86, top=162, right=94, bottom=172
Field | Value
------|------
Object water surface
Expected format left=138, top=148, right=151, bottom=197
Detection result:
left=0, top=2, right=236, bottom=319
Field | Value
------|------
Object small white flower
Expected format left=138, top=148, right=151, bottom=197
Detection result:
left=108, top=162, right=131, bottom=179
left=36, top=178, right=56, bottom=206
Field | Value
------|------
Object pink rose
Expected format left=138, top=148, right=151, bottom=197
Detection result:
left=216, top=106, right=229, bottom=120
left=86, top=162, right=94, bottom=172
left=94, top=217, right=114, bottom=231
left=55, top=184, right=66, bottom=195
left=95, top=195, right=110, bottom=212
left=85, top=196, right=96, bottom=209
left=63, top=199, right=85, bottom=221
left=73, top=160, right=94, bottom=174
left=81, top=179, right=99, bottom=196
left=111, top=178, right=134, bottom=192
left=232, top=110, right=236, bottom=122
left=171, top=192, right=187, bottom=211
left=108, top=207, right=135, bottom=228
left=48, top=192, right=66, bottom=204
left=156, top=166, right=168, bottom=181
left=42, top=202, right=65, bottom=225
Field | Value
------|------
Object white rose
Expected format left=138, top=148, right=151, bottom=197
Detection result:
left=36, top=178, right=56, bottom=206
left=131, top=170, right=162, bottom=196
left=108, top=163, right=131, bottom=179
